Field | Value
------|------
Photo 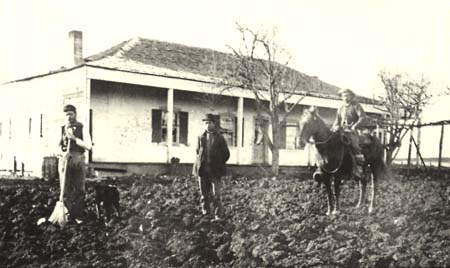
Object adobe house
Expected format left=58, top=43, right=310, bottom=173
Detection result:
left=0, top=31, right=384, bottom=177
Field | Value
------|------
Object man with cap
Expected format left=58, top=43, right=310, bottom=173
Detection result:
left=331, top=89, right=367, bottom=178
left=192, top=113, right=230, bottom=220
left=58, top=104, right=92, bottom=223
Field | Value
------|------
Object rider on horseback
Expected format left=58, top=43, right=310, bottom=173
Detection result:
left=331, top=88, right=367, bottom=178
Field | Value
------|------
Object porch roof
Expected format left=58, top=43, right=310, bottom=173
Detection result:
left=2, top=36, right=377, bottom=106
left=84, top=37, right=374, bottom=104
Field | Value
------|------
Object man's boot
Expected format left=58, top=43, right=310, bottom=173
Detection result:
left=353, top=154, right=365, bottom=179
left=353, top=163, right=364, bottom=179
left=355, top=153, right=365, bottom=165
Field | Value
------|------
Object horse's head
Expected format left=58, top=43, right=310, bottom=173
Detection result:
left=298, top=106, right=323, bottom=149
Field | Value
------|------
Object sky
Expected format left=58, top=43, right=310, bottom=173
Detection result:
left=1, top=0, right=449, bottom=96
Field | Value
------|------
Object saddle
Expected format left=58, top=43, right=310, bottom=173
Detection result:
left=339, top=131, right=373, bottom=164
left=339, top=130, right=373, bottom=147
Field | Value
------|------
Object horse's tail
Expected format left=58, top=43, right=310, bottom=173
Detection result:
left=380, top=160, right=393, bottom=181
left=378, top=144, right=395, bottom=182
left=371, top=135, right=393, bottom=181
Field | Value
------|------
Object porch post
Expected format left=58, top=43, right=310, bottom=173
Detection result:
left=86, top=78, right=92, bottom=164
left=438, top=124, right=444, bottom=175
left=236, top=96, right=244, bottom=164
left=167, top=88, right=174, bottom=163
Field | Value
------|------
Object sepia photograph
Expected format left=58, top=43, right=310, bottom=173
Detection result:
left=0, top=0, right=449, bottom=267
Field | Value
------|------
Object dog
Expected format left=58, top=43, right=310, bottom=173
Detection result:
left=94, top=184, right=121, bottom=222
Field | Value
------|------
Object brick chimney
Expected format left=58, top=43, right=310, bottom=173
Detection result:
left=69, top=30, right=83, bottom=65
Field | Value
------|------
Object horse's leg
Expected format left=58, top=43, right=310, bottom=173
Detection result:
left=332, top=177, right=341, bottom=215
left=356, top=179, right=367, bottom=208
left=356, top=174, right=367, bottom=209
left=369, top=165, right=380, bottom=214
left=323, top=176, right=333, bottom=216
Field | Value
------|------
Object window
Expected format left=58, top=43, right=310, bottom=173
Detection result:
left=161, top=111, right=179, bottom=143
left=280, top=121, right=299, bottom=149
left=152, top=109, right=188, bottom=145
left=219, top=114, right=235, bottom=146
left=285, top=123, right=299, bottom=149
left=216, top=114, right=244, bottom=147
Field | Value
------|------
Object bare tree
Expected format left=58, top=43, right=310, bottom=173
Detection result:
left=224, top=24, right=307, bottom=176
left=376, top=71, right=432, bottom=165
left=193, top=92, right=233, bottom=112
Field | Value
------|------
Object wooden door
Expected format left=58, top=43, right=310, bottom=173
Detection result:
left=252, top=118, right=269, bottom=164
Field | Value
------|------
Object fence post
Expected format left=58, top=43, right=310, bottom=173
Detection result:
left=438, top=124, right=445, bottom=176
left=407, top=129, right=413, bottom=176
left=13, top=156, right=17, bottom=176
left=416, top=121, right=422, bottom=168
left=411, top=135, right=428, bottom=175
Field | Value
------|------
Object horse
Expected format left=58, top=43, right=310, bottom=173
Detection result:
left=297, top=107, right=386, bottom=215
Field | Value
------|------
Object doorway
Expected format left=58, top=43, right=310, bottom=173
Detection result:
left=252, top=118, right=269, bottom=164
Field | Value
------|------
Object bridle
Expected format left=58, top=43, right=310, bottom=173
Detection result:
left=306, top=129, right=346, bottom=174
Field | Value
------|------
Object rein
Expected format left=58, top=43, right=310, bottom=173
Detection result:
left=320, top=147, right=345, bottom=174
left=307, top=130, right=336, bottom=145
left=309, top=130, right=346, bottom=174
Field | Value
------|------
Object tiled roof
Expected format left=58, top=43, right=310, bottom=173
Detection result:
left=84, top=37, right=373, bottom=103
left=2, top=36, right=374, bottom=104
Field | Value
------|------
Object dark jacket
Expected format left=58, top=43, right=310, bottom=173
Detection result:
left=332, top=101, right=367, bottom=130
left=192, top=130, right=230, bottom=177
left=59, top=121, right=85, bottom=153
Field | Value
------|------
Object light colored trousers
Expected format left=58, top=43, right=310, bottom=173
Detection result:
left=58, top=152, right=86, bottom=219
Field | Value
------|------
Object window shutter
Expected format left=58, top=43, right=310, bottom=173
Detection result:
left=179, top=111, right=188, bottom=145
left=88, top=110, right=93, bottom=162
left=279, top=121, right=286, bottom=149
left=152, top=109, right=162, bottom=143
left=233, top=117, right=238, bottom=147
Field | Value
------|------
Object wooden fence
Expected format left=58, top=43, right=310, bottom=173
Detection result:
left=404, top=120, right=449, bottom=176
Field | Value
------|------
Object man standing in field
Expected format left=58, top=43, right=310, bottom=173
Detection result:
left=193, top=114, right=230, bottom=220
left=59, top=104, right=92, bottom=223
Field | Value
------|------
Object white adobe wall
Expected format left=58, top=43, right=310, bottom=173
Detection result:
left=172, top=91, right=245, bottom=164
left=90, top=81, right=167, bottom=163
left=0, top=67, right=88, bottom=176
left=86, top=67, right=384, bottom=167
left=90, top=80, right=337, bottom=166
left=90, top=81, right=252, bottom=164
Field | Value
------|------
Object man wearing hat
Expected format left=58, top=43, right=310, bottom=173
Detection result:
left=58, top=104, right=92, bottom=223
left=192, top=113, right=230, bottom=220
left=331, top=89, right=367, bottom=178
